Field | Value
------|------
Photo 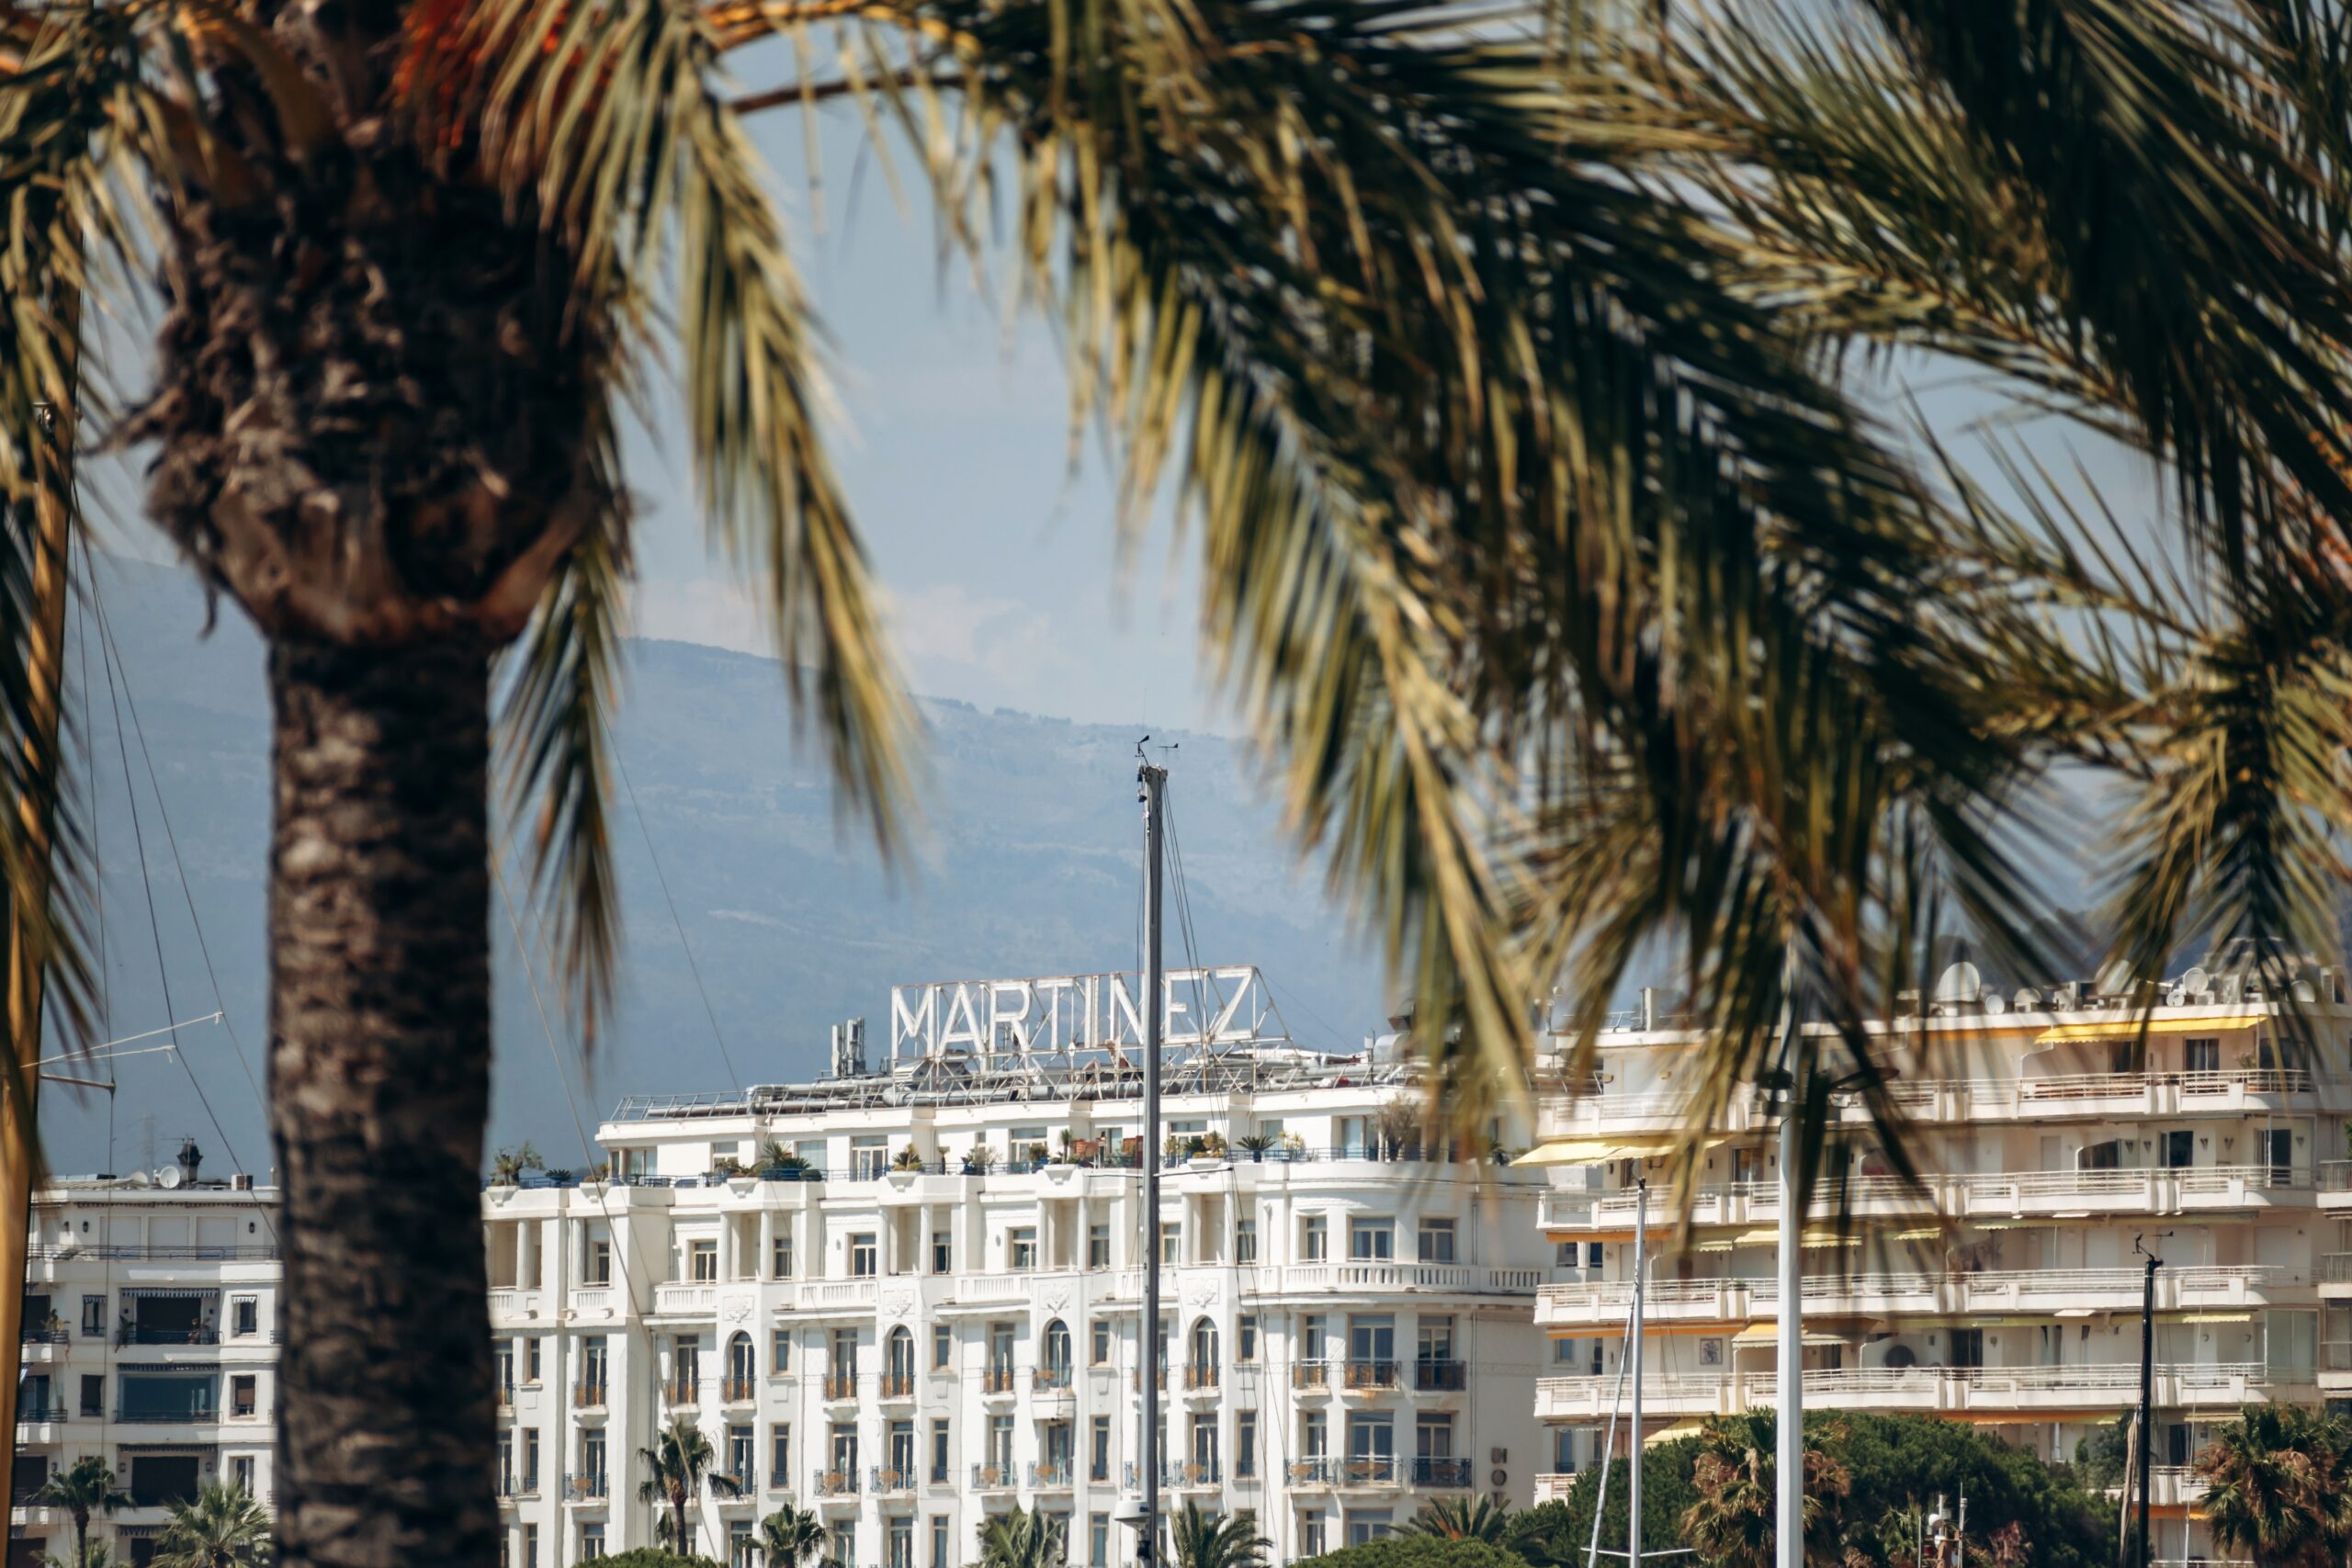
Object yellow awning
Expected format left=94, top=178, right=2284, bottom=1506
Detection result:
left=1517, top=1136, right=1728, bottom=1167
left=2033, top=1016, right=2266, bottom=1044
left=1889, top=1228, right=1942, bottom=1242
left=1645, top=1420, right=1705, bottom=1448
left=1732, top=1227, right=1860, bottom=1247
left=1732, top=1325, right=1848, bottom=1346
left=2174, top=1313, right=2252, bottom=1324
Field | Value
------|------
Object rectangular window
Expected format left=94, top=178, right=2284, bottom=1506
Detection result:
left=524, top=1524, right=539, bottom=1568
left=1088, top=1224, right=1111, bottom=1269
left=582, top=1525, right=605, bottom=1562
left=1349, top=1218, right=1395, bottom=1260
left=774, top=1328, right=793, bottom=1374
left=1302, top=1216, right=1328, bottom=1262
left=523, top=1428, right=541, bottom=1492
left=1234, top=1218, right=1257, bottom=1265
left=770, top=1425, right=791, bottom=1488
left=733, top=1525, right=758, bottom=1568
left=831, top=1423, right=860, bottom=1478
left=1090, top=1321, right=1113, bottom=1366
left=2186, top=1038, right=2220, bottom=1074
left=79, top=1374, right=101, bottom=1416
left=688, top=1239, right=719, bottom=1281
left=230, top=1375, right=257, bottom=1418
left=1237, top=1411, right=1258, bottom=1479
left=850, top=1235, right=879, bottom=1278
left=988, top=1415, right=1015, bottom=1470
left=932, top=1232, right=953, bottom=1274
left=830, top=1525, right=856, bottom=1568
left=229, top=1457, right=254, bottom=1495
left=494, top=1342, right=515, bottom=1395
left=1159, top=1223, right=1182, bottom=1266
left=81, top=1295, right=105, bottom=1337
left=889, top=1517, right=914, bottom=1568
left=231, top=1298, right=257, bottom=1337
left=1011, top=1227, right=1039, bottom=1272
left=1091, top=1416, right=1113, bottom=1482
left=1417, top=1219, right=1456, bottom=1264
left=933, top=1324, right=954, bottom=1371
left=931, top=1418, right=952, bottom=1483
left=526, top=1337, right=542, bottom=1383
left=853, top=1136, right=889, bottom=1181
left=729, top=1425, right=755, bottom=1489
left=1091, top=1516, right=1109, bottom=1568
left=588, top=1237, right=613, bottom=1285
left=1302, top=1410, right=1328, bottom=1458
left=1301, top=1513, right=1327, bottom=1557
left=932, top=1519, right=950, bottom=1568
left=1347, top=1513, right=1393, bottom=1547
left=772, top=1234, right=796, bottom=1279
left=1238, top=1316, right=1259, bottom=1363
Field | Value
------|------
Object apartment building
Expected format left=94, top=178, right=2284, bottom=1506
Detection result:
left=10, top=1145, right=279, bottom=1568
left=1527, top=956, right=2347, bottom=1562
left=486, top=966, right=1551, bottom=1567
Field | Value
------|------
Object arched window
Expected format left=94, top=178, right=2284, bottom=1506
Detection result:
left=1190, top=1317, right=1218, bottom=1379
left=1041, top=1319, right=1072, bottom=1386
left=885, top=1325, right=915, bottom=1384
left=727, top=1331, right=755, bottom=1396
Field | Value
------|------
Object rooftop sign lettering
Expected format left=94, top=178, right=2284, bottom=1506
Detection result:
left=888, top=965, right=1283, bottom=1059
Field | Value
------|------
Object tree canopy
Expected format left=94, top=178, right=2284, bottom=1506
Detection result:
left=1295, top=1537, right=1533, bottom=1568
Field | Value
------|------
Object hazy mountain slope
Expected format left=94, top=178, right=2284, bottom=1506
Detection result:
left=41, top=559, right=1384, bottom=1177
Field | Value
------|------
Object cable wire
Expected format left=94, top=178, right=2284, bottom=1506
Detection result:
left=614, top=746, right=741, bottom=1090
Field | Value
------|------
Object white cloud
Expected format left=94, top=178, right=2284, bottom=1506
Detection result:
left=630, top=578, right=772, bottom=657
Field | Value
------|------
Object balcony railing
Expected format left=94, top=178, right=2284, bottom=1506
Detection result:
left=27, top=1243, right=279, bottom=1262
left=115, top=1405, right=217, bottom=1424
left=1030, top=1461, right=1076, bottom=1489
left=15, top=1400, right=63, bottom=1424
left=494, top=1472, right=541, bottom=1499
left=1535, top=1360, right=2312, bottom=1418
left=563, top=1472, right=608, bottom=1502
left=814, top=1470, right=860, bottom=1497
left=572, top=1381, right=607, bottom=1408
left=1183, top=1365, right=1220, bottom=1391
left=1033, top=1369, right=1073, bottom=1393
left=1288, top=1457, right=1338, bottom=1486
left=982, top=1369, right=1017, bottom=1394
left=878, top=1374, right=916, bottom=1399
left=970, top=1462, right=1015, bottom=1491
left=1540, top=1263, right=2304, bottom=1322
left=1343, top=1359, right=1401, bottom=1390
left=1412, top=1458, right=1473, bottom=1487
left=1340, top=1456, right=1400, bottom=1484
left=1167, top=1461, right=1220, bottom=1488
left=822, top=1374, right=858, bottom=1400
left=1292, top=1360, right=1331, bottom=1390
left=870, top=1467, right=915, bottom=1495
left=720, top=1376, right=758, bottom=1403
left=19, top=1326, right=67, bottom=1345
left=118, top=1325, right=219, bottom=1347
left=1415, top=1359, right=1466, bottom=1391
left=665, top=1378, right=703, bottom=1404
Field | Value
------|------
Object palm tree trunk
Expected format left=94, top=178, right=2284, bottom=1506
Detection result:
left=267, top=636, right=497, bottom=1568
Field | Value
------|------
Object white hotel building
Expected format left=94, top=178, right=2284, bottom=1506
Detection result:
left=480, top=967, right=1552, bottom=1567
left=1527, top=956, right=2350, bottom=1560
left=9, top=1145, right=279, bottom=1568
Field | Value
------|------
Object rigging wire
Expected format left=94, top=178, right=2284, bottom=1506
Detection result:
left=91, top=588, right=272, bottom=1241
left=614, top=746, right=741, bottom=1091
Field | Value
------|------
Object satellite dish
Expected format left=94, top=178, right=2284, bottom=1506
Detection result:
left=2182, top=966, right=2211, bottom=997
left=2096, top=961, right=2136, bottom=998
left=127, top=1170, right=151, bottom=1189
left=2014, top=987, right=2041, bottom=1010
left=1931, top=963, right=1983, bottom=1005
left=155, top=1166, right=182, bottom=1190
left=1984, top=994, right=2007, bottom=1015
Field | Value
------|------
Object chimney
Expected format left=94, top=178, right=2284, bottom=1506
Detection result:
left=175, top=1137, right=203, bottom=1187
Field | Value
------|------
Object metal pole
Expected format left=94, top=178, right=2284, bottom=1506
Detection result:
left=2137, top=1252, right=2159, bottom=1568
left=1137, top=760, right=1167, bottom=1567
left=1629, top=1181, right=1647, bottom=1568
left=1776, top=959, right=1804, bottom=1568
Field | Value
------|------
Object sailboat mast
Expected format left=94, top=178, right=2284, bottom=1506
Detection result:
left=1629, top=1179, right=1646, bottom=1568
left=1137, top=757, right=1167, bottom=1564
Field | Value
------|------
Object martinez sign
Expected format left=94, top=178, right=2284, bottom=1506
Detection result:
left=889, top=965, right=1281, bottom=1059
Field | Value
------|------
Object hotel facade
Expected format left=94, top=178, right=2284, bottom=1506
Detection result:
left=1526, top=958, right=2351, bottom=1562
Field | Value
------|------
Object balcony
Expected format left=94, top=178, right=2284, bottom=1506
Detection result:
left=1415, top=1359, right=1466, bottom=1392
left=1411, top=1458, right=1473, bottom=1488
left=16, top=1399, right=64, bottom=1424
left=664, top=1379, right=703, bottom=1405
left=117, top=1325, right=220, bottom=1348
left=721, top=1377, right=759, bottom=1404
left=813, top=1470, right=860, bottom=1498
left=573, top=1382, right=607, bottom=1409
left=488, top=1289, right=546, bottom=1320
left=19, top=1326, right=68, bottom=1345
left=1292, top=1361, right=1331, bottom=1391
left=1536, top=1264, right=2306, bottom=1328
left=822, top=1374, right=858, bottom=1402
left=1339, top=1456, right=1401, bottom=1486
left=878, top=1374, right=916, bottom=1400
left=1342, top=1359, right=1401, bottom=1392
left=1280, top=1262, right=1544, bottom=1296
left=969, top=1462, right=1015, bottom=1492
left=1287, top=1457, right=1338, bottom=1488
left=651, top=1283, right=717, bottom=1316
left=1030, top=1461, right=1075, bottom=1490
left=495, top=1472, right=542, bottom=1500
left=114, top=1405, right=219, bottom=1426
left=981, top=1369, right=1018, bottom=1395
left=1182, top=1365, right=1220, bottom=1392
left=1167, top=1461, right=1220, bottom=1489
left=1534, top=1361, right=2317, bottom=1420
left=563, top=1472, right=608, bottom=1503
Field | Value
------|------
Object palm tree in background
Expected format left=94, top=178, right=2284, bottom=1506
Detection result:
left=35, top=1457, right=130, bottom=1568
left=12, top=0, right=2352, bottom=1563
left=977, top=1507, right=1066, bottom=1568
left=153, top=1482, right=272, bottom=1568
left=2197, top=1405, right=2352, bottom=1568
left=760, top=1505, right=827, bottom=1568
left=1169, top=1502, right=1271, bottom=1568
left=638, top=1417, right=742, bottom=1558
left=1682, top=1416, right=1850, bottom=1568
left=1398, top=1497, right=1511, bottom=1546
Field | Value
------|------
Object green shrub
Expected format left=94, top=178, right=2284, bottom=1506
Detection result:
left=1295, top=1536, right=1532, bottom=1568
left=594, top=1551, right=723, bottom=1568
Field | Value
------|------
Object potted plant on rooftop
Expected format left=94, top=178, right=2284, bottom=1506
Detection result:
left=963, top=1143, right=997, bottom=1177
left=888, top=1146, right=925, bottom=1188
left=1236, top=1132, right=1277, bottom=1164
left=1278, top=1131, right=1307, bottom=1164
left=1048, top=1131, right=1077, bottom=1168
left=490, top=1143, right=546, bottom=1188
